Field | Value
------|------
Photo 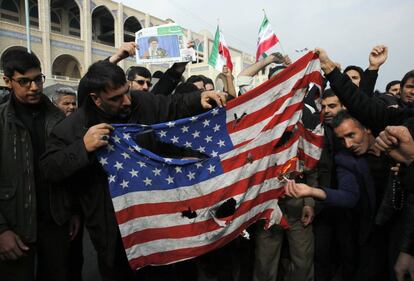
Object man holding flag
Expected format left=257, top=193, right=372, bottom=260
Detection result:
left=39, top=60, right=227, bottom=281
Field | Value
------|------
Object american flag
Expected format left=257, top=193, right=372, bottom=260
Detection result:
left=96, top=51, right=324, bottom=270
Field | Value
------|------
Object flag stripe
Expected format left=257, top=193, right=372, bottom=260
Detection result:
left=125, top=201, right=281, bottom=261
left=121, top=188, right=284, bottom=249
left=115, top=139, right=299, bottom=222
left=128, top=209, right=275, bottom=269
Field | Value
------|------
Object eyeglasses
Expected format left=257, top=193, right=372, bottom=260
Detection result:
left=132, top=79, right=152, bottom=87
left=11, top=74, right=46, bottom=88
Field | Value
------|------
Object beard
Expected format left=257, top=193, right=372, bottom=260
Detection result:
left=100, top=102, right=131, bottom=121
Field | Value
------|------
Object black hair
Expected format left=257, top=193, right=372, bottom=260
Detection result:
left=174, top=82, right=199, bottom=95
left=2, top=49, right=41, bottom=78
left=186, top=75, right=204, bottom=85
left=126, top=66, right=151, bottom=80
left=127, top=66, right=151, bottom=81
left=268, top=65, right=286, bottom=79
left=385, top=80, right=401, bottom=92
left=322, top=88, right=338, bottom=100
left=331, top=110, right=363, bottom=130
left=401, top=70, right=414, bottom=88
left=199, top=75, right=214, bottom=87
left=148, top=36, right=158, bottom=44
left=77, top=60, right=126, bottom=105
left=152, top=70, right=164, bottom=79
left=343, top=65, right=364, bottom=78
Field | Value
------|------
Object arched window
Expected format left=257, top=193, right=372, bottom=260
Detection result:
left=124, top=16, right=142, bottom=42
left=92, top=6, right=114, bottom=46
left=52, top=55, right=81, bottom=79
left=50, top=1, right=80, bottom=37
left=29, top=1, right=39, bottom=28
left=0, top=0, right=20, bottom=23
left=51, top=10, right=61, bottom=32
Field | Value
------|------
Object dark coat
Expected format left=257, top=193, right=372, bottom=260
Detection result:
left=0, top=94, right=66, bottom=242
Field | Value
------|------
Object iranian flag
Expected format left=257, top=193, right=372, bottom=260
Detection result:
left=256, top=15, right=279, bottom=61
left=208, top=26, right=233, bottom=72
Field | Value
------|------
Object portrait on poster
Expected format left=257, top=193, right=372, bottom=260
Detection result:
left=135, top=24, right=195, bottom=64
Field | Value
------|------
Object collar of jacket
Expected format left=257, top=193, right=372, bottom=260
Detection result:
left=6, top=92, right=64, bottom=129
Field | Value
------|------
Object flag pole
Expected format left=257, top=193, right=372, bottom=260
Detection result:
left=262, top=9, right=286, bottom=56
left=24, top=0, right=31, bottom=53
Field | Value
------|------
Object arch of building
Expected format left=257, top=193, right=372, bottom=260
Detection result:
left=52, top=54, right=81, bottom=79
left=92, top=5, right=115, bottom=46
left=50, top=0, right=81, bottom=38
left=124, top=16, right=142, bottom=42
left=0, top=0, right=39, bottom=27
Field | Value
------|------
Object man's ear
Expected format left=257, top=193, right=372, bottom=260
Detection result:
left=2, top=76, right=12, bottom=88
left=89, top=93, right=101, bottom=107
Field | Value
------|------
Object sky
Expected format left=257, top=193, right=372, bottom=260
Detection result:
left=120, top=0, right=413, bottom=91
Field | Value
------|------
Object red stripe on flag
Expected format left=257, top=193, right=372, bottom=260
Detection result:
left=121, top=188, right=285, bottom=249
left=115, top=157, right=294, bottom=224
left=226, top=52, right=319, bottom=110
left=128, top=209, right=275, bottom=269
left=256, top=36, right=279, bottom=61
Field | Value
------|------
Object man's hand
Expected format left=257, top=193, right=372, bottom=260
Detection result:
left=395, top=252, right=414, bottom=281
left=368, top=45, right=388, bottom=70
left=200, top=91, right=227, bottom=109
left=285, top=180, right=313, bottom=198
left=83, top=123, right=114, bottom=152
left=375, top=126, right=414, bottom=165
left=267, top=52, right=284, bottom=64
left=315, top=48, right=336, bottom=74
left=301, top=205, right=314, bottom=226
left=282, top=55, right=292, bottom=67
left=109, top=42, right=137, bottom=64
left=222, top=65, right=232, bottom=77
left=0, top=230, right=29, bottom=261
left=69, top=215, right=81, bottom=241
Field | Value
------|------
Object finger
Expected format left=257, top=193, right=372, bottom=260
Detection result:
left=378, top=131, right=395, bottom=146
left=375, top=137, right=391, bottom=151
left=288, top=180, right=298, bottom=198
left=98, top=128, right=112, bottom=136
left=208, top=94, right=224, bottom=108
left=15, top=236, right=29, bottom=251
left=95, top=123, right=114, bottom=130
left=0, top=253, right=6, bottom=261
left=201, top=98, right=213, bottom=109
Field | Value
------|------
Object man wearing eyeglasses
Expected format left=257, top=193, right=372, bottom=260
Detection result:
left=0, top=49, right=75, bottom=281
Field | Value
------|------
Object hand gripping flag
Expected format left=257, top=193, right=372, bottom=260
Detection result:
left=96, top=51, right=324, bottom=270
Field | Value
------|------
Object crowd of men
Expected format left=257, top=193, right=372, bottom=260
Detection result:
left=1, top=41, right=414, bottom=281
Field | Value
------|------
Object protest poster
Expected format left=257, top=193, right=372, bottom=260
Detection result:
left=135, top=24, right=195, bottom=64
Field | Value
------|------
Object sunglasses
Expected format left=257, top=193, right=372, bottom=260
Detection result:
left=132, top=79, right=152, bottom=87
left=11, top=74, right=46, bottom=88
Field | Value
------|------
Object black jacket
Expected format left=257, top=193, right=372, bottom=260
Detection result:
left=0, top=94, right=66, bottom=243
left=39, top=90, right=206, bottom=266
left=326, top=68, right=414, bottom=255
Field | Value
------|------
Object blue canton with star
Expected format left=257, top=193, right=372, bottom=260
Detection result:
left=95, top=107, right=233, bottom=199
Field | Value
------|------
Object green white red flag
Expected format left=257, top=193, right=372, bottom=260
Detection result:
left=256, top=15, right=279, bottom=61
left=208, top=26, right=233, bottom=72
